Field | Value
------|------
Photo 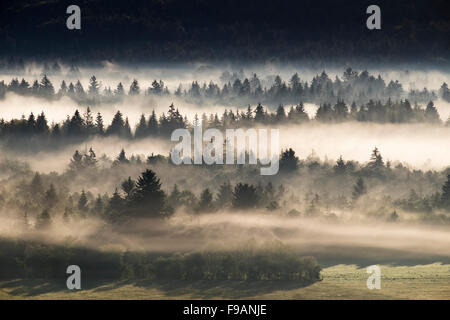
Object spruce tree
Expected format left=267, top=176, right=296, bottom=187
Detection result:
left=197, top=188, right=214, bottom=212
left=36, top=209, right=52, bottom=229
left=442, top=174, right=450, bottom=206
left=352, top=177, right=367, bottom=201
left=131, top=169, right=167, bottom=217
left=135, top=114, right=148, bottom=138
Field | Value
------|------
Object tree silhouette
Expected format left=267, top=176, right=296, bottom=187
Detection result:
left=131, top=169, right=167, bottom=217
left=442, top=174, right=450, bottom=207
left=280, top=148, right=299, bottom=172
left=121, top=177, right=135, bottom=199
left=35, top=209, right=51, bottom=229
left=368, top=147, right=384, bottom=169
left=78, top=190, right=88, bottom=212
left=216, top=181, right=233, bottom=207
left=232, top=183, right=259, bottom=209
left=129, top=79, right=140, bottom=95
left=352, top=177, right=367, bottom=201
left=197, top=188, right=214, bottom=212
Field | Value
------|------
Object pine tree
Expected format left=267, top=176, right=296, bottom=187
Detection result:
left=106, top=111, right=125, bottom=136
left=254, top=103, right=265, bottom=122
left=93, top=195, right=104, bottom=216
left=129, top=79, right=140, bottom=95
left=369, top=147, right=384, bottom=168
left=95, top=112, right=104, bottom=134
left=279, top=148, right=299, bottom=172
left=115, top=82, right=125, bottom=96
left=115, top=149, right=129, bottom=164
left=148, top=110, right=159, bottom=135
left=35, top=112, right=49, bottom=134
left=83, top=147, right=97, bottom=168
left=67, top=82, right=75, bottom=95
left=51, top=123, right=61, bottom=139
left=131, top=169, right=167, bottom=217
left=425, top=101, right=440, bottom=123
left=88, top=75, right=100, bottom=96
left=197, top=188, right=214, bottom=212
left=107, top=188, right=123, bottom=222
left=44, top=184, right=58, bottom=208
left=169, top=184, right=181, bottom=208
left=121, top=177, right=135, bottom=199
left=36, top=209, right=52, bottom=229
left=78, top=190, right=88, bottom=212
left=442, top=174, right=450, bottom=206
left=59, top=80, right=67, bottom=95
left=31, top=80, right=39, bottom=95
left=69, top=150, right=84, bottom=171
left=135, top=114, right=148, bottom=138
left=39, top=74, right=55, bottom=98
left=30, top=173, right=44, bottom=194
left=352, top=177, right=367, bottom=200
left=75, top=80, right=85, bottom=97
left=84, top=107, right=95, bottom=134
left=275, top=105, right=286, bottom=122
left=216, top=181, right=233, bottom=207
left=124, top=117, right=132, bottom=139
left=232, top=183, right=259, bottom=209
left=67, top=109, right=85, bottom=136
left=27, top=113, right=36, bottom=133
left=334, top=156, right=346, bottom=174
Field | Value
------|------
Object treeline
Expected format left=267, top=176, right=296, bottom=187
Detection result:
left=1, top=100, right=449, bottom=151
left=14, top=146, right=450, bottom=230
left=1, top=69, right=450, bottom=107
left=0, top=238, right=321, bottom=282
left=27, top=165, right=287, bottom=226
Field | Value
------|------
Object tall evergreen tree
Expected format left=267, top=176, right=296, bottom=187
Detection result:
left=368, top=147, right=384, bottom=169
left=148, top=110, right=159, bottom=135
left=280, top=148, right=299, bottom=172
left=216, top=181, right=233, bottom=207
left=352, top=177, right=367, bottom=200
left=442, top=174, right=450, bottom=206
left=121, top=177, right=136, bottom=199
left=131, top=169, right=167, bottom=217
left=88, top=75, right=100, bottom=96
left=129, top=79, right=140, bottom=95
left=115, top=82, right=125, bottom=96
left=39, top=74, right=55, bottom=98
left=78, top=190, right=88, bottom=212
left=106, top=111, right=125, bottom=136
left=36, top=209, right=52, bottom=229
left=425, top=101, right=440, bottom=123
left=232, top=183, right=259, bottom=209
left=95, top=112, right=104, bottom=134
left=135, top=114, right=148, bottom=138
left=197, top=188, right=214, bottom=212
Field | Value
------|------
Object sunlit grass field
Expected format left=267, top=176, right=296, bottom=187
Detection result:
left=1, top=263, right=449, bottom=300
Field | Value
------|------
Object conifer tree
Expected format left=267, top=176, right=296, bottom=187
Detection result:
left=352, top=177, right=367, bottom=200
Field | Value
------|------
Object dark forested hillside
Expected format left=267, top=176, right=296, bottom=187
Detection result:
left=0, top=0, right=449, bottom=64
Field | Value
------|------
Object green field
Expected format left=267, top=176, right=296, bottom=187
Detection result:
left=1, top=263, right=449, bottom=300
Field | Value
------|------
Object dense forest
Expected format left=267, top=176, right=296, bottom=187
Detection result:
left=0, top=100, right=449, bottom=152
left=1, top=143, right=449, bottom=229
left=0, top=0, right=449, bottom=63
left=1, top=67, right=450, bottom=152
left=1, top=68, right=450, bottom=107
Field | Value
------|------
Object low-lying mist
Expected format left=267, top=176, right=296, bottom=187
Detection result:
left=1, top=211, right=449, bottom=265
left=1, top=121, right=448, bottom=174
